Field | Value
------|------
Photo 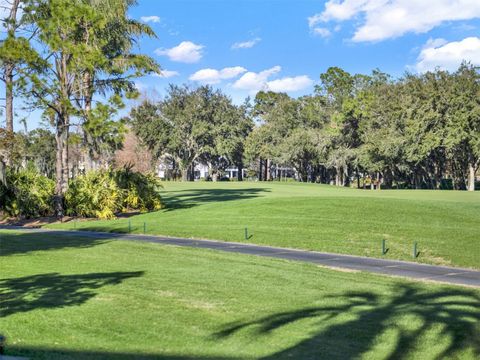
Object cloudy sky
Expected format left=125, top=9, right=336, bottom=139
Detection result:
left=4, top=0, right=480, bottom=128
left=132, top=0, right=480, bottom=102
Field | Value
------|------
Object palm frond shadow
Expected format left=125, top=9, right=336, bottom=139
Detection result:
left=215, top=284, right=480, bottom=359
left=0, top=231, right=107, bottom=256
left=0, top=271, right=144, bottom=317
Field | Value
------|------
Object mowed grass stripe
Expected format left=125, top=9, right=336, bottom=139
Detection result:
left=1, top=230, right=479, bottom=359
left=47, top=182, right=480, bottom=269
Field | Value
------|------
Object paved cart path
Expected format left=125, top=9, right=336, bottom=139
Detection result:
left=1, top=226, right=479, bottom=288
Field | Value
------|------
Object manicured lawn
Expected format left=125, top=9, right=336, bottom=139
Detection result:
left=1, top=230, right=479, bottom=359
left=47, top=181, right=480, bottom=269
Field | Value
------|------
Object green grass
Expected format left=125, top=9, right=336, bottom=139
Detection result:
left=1, top=230, right=479, bottom=359
left=47, top=181, right=480, bottom=269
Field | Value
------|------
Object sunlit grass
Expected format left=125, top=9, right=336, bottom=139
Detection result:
left=47, top=181, right=480, bottom=268
left=1, top=230, right=479, bottom=359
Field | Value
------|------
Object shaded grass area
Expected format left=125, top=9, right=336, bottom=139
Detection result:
left=47, top=182, right=480, bottom=269
left=1, top=230, right=479, bottom=359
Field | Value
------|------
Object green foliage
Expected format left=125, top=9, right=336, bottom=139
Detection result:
left=111, top=167, right=163, bottom=212
left=65, top=171, right=121, bottom=219
left=0, top=167, right=55, bottom=218
left=24, top=129, right=56, bottom=177
left=129, top=85, right=252, bottom=181
left=66, top=168, right=163, bottom=219
left=244, top=64, right=479, bottom=189
left=0, top=165, right=162, bottom=220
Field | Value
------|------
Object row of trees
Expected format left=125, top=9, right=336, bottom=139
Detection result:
left=0, top=0, right=159, bottom=216
left=129, top=85, right=252, bottom=181
left=1, top=0, right=478, bottom=212
left=130, top=65, right=479, bottom=191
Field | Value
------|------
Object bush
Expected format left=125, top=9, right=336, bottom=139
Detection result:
left=66, top=168, right=162, bottom=219
left=0, top=167, right=162, bottom=220
left=0, top=168, right=55, bottom=218
left=66, top=171, right=121, bottom=219
left=111, top=168, right=163, bottom=212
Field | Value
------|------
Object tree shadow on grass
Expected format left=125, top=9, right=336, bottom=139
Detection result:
left=0, top=231, right=107, bottom=256
left=0, top=271, right=144, bottom=318
left=6, top=346, right=240, bottom=360
left=215, top=284, right=480, bottom=359
left=161, top=188, right=270, bottom=211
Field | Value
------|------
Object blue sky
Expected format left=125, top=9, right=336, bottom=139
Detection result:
left=4, top=0, right=480, bottom=129
left=131, top=0, right=480, bottom=104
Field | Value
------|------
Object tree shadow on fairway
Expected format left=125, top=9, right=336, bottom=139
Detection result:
left=0, top=231, right=107, bottom=256
left=215, top=284, right=480, bottom=359
left=0, top=271, right=144, bottom=318
left=6, top=346, right=241, bottom=360
left=161, top=188, right=270, bottom=211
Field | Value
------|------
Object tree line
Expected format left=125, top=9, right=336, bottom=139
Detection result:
left=1, top=0, right=478, bottom=214
left=129, top=65, right=479, bottom=191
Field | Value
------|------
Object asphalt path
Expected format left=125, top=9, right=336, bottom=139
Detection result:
left=1, top=226, right=479, bottom=287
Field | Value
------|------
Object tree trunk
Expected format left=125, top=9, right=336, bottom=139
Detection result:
left=181, top=167, right=189, bottom=181
left=237, top=162, right=243, bottom=181
left=54, top=119, right=69, bottom=218
left=4, top=0, right=20, bottom=134
left=5, top=64, right=14, bottom=134
left=2, top=0, right=20, bottom=172
left=81, top=71, right=95, bottom=173
left=3, top=46, right=15, bottom=173
left=0, top=160, right=6, bottom=185
left=266, top=159, right=271, bottom=181
left=259, top=158, right=263, bottom=181
left=62, top=124, right=69, bottom=193
left=181, top=163, right=195, bottom=181
left=335, top=167, right=340, bottom=186
left=264, top=159, right=268, bottom=181
left=467, top=161, right=477, bottom=191
left=414, top=171, right=421, bottom=189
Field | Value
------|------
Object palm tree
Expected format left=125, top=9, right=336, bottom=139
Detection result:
left=77, top=0, right=159, bottom=171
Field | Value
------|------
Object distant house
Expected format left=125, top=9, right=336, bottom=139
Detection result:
left=156, top=155, right=300, bottom=182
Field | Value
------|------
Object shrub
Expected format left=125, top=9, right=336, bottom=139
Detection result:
left=66, top=171, right=121, bottom=219
left=66, top=168, right=163, bottom=219
left=111, top=167, right=163, bottom=212
left=0, top=168, right=55, bottom=218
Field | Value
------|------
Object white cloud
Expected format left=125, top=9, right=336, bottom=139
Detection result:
left=153, top=70, right=180, bottom=78
left=267, top=76, right=314, bottom=92
left=189, top=66, right=247, bottom=84
left=232, top=66, right=312, bottom=94
left=134, top=81, right=146, bottom=91
left=155, top=41, right=204, bottom=63
left=312, top=27, right=332, bottom=38
left=309, top=0, right=480, bottom=42
left=233, top=66, right=282, bottom=93
left=416, top=37, right=480, bottom=72
left=140, top=16, right=161, bottom=23
left=231, top=37, right=261, bottom=49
